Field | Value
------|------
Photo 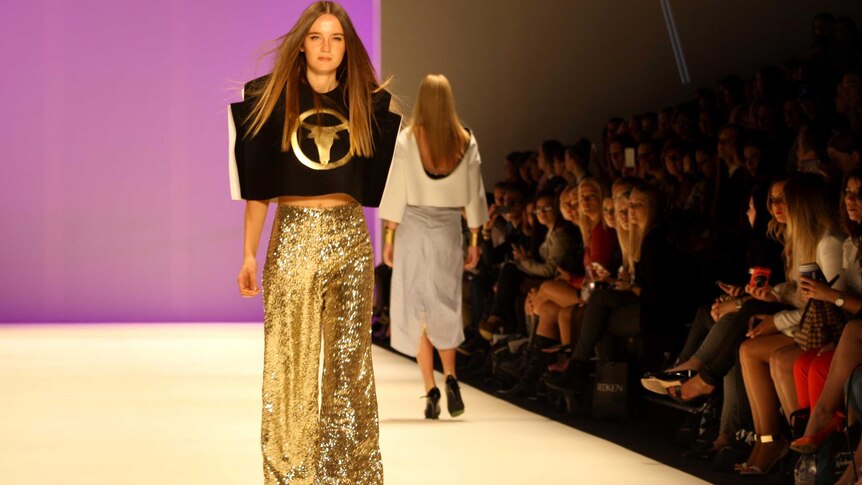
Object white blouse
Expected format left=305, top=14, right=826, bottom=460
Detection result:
left=378, top=127, right=489, bottom=228
left=773, top=230, right=846, bottom=336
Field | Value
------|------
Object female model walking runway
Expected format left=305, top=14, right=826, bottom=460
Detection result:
left=229, top=2, right=400, bottom=483
left=380, top=74, right=489, bottom=419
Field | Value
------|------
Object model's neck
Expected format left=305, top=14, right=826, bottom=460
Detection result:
left=306, top=71, right=338, bottom=94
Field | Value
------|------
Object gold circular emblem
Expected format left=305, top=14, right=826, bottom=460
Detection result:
left=291, top=108, right=352, bottom=170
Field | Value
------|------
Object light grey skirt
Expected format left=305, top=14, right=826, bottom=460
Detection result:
left=390, top=205, right=465, bottom=357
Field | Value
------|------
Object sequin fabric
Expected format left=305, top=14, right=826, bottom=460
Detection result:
left=261, top=203, right=382, bottom=484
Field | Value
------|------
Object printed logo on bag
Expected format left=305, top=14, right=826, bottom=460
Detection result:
left=291, top=109, right=352, bottom=170
left=596, top=383, right=625, bottom=393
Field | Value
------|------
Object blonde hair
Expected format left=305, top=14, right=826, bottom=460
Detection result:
left=244, top=1, right=382, bottom=157
left=628, top=185, right=662, bottom=264
left=577, top=178, right=606, bottom=245
left=612, top=178, right=635, bottom=273
left=410, top=74, right=470, bottom=173
left=783, top=173, right=841, bottom=284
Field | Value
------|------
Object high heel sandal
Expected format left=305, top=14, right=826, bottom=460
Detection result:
left=790, top=412, right=846, bottom=453
left=640, top=370, right=695, bottom=396
left=739, top=435, right=788, bottom=475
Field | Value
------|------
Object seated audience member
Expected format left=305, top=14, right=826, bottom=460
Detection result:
left=643, top=180, right=787, bottom=453
left=519, top=152, right=540, bottom=195
left=684, top=141, right=718, bottom=220
left=714, top=124, right=751, bottom=230
left=836, top=71, right=862, bottom=135
left=503, top=151, right=526, bottom=184
left=505, top=180, right=620, bottom=395
left=565, top=144, right=593, bottom=184
left=827, top=130, right=862, bottom=176
left=675, top=173, right=845, bottom=474
left=698, top=108, right=719, bottom=140
left=472, top=185, right=532, bottom=339
left=537, top=140, right=566, bottom=194
left=795, top=124, right=840, bottom=183
left=742, top=131, right=783, bottom=183
left=561, top=183, right=689, bottom=391
left=662, top=139, right=694, bottom=209
left=792, top=168, right=862, bottom=434
left=513, top=191, right=575, bottom=279
left=791, top=321, right=862, bottom=485
left=673, top=103, right=698, bottom=141
left=550, top=144, right=572, bottom=188
left=605, top=135, right=637, bottom=180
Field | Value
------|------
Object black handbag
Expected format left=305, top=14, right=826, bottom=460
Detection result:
left=592, top=361, right=628, bottom=419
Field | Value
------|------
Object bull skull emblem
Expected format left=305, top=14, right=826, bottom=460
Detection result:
left=291, top=108, right=352, bottom=170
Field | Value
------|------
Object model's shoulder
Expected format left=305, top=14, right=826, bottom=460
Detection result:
left=241, top=74, right=272, bottom=100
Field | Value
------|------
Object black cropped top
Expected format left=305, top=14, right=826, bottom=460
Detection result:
left=228, top=76, right=402, bottom=206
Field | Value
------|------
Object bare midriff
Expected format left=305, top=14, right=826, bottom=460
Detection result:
left=278, top=193, right=357, bottom=208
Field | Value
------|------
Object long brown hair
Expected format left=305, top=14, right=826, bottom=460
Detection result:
left=245, top=1, right=381, bottom=157
left=840, top=168, right=862, bottom=259
left=628, top=183, right=663, bottom=264
left=410, top=74, right=470, bottom=173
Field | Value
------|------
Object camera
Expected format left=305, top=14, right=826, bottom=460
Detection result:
left=748, top=267, right=771, bottom=287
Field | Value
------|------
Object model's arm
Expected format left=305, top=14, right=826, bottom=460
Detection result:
left=382, top=220, right=398, bottom=268
left=238, top=200, right=269, bottom=297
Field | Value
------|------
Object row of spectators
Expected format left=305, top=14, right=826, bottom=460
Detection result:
left=449, top=11, right=862, bottom=482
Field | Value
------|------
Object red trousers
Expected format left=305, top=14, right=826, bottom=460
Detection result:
left=793, top=348, right=835, bottom=409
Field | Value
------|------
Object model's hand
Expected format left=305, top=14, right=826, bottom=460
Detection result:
left=746, top=314, right=777, bottom=338
left=383, top=243, right=394, bottom=268
left=464, top=246, right=479, bottom=270
left=238, top=257, right=260, bottom=298
left=798, top=276, right=836, bottom=303
left=746, top=284, right=779, bottom=302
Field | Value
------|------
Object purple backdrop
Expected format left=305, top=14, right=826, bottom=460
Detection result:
left=0, top=0, right=379, bottom=323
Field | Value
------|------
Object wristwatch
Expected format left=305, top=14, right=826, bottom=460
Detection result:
left=734, top=297, right=743, bottom=309
left=835, top=293, right=846, bottom=308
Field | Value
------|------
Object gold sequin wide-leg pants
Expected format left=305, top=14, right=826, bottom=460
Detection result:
left=261, top=203, right=382, bottom=485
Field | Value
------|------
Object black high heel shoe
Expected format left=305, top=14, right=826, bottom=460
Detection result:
left=445, top=376, right=464, bottom=417
left=423, top=387, right=441, bottom=419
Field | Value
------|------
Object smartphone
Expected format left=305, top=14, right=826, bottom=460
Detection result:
left=624, top=148, right=636, bottom=168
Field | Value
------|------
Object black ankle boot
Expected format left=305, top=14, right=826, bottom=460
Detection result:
left=499, top=335, right=556, bottom=379
left=445, top=376, right=464, bottom=417
left=423, top=387, right=441, bottom=419
left=496, top=337, right=555, bottom=398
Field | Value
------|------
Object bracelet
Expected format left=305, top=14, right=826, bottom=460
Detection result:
left=384, top=227, right=395, bottom=244
left=469, top=232, right=480, bottom=247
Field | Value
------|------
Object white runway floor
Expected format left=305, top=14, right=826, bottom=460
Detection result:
left=0, top=324, right=706, bottom=484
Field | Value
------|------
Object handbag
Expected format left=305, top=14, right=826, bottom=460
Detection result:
left=794, top=282, right=847, bottom=352
left=592, top=361, right=628, bottom=420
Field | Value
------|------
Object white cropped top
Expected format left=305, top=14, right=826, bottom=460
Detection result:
left=378, top=127, right=490, bottom=228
